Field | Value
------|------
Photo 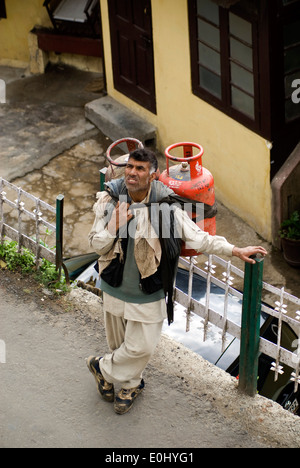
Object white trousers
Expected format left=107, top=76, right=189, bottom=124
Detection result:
left=100, top=311, right=164, bottom=389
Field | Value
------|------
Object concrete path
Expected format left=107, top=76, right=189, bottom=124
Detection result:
left=0, top=64, right=102, bottom=181
left=0, top=270, right=279, bottom=449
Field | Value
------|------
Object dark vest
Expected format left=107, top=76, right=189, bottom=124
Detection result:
left=99, top=181, right=183, bottom=325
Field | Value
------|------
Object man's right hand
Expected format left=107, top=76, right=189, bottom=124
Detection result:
left=107, top=202, right=133, bottom=236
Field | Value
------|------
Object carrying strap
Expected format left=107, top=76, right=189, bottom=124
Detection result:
left=106, top=189, right=217, bottom=220
left=104, top=187, right=217, bottom=325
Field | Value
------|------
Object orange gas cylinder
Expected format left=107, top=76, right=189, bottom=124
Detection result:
left=159, top=142, right=217, bottom=257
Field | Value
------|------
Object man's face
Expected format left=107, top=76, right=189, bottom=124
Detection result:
left=125, top=157, right=156, bottom=195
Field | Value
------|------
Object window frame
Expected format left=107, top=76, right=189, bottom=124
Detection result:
left=278, top=1, right=300, bottom=124
left=188, top=0, right=300, bottom=176
left=267, top=0, right=300, bottom=177
left=188, top=0, right=272, bottom=138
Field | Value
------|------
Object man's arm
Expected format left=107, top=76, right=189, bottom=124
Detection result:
left=89, top=196, right=133, bottom=255
left=88, top=193, right=116, bottom=255
left=175, top=208, right=267, bottom=262
left=107, top=202, right=133, bottom=236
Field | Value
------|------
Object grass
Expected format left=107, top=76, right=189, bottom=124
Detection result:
left=0, top=239, right=69, bottom=294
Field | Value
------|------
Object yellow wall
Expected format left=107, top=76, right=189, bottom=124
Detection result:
left=0, top=0, right=101, bottom=72
left=0, top=0, right=51, bottom=66
left=100, top=0, right=272, bottom=241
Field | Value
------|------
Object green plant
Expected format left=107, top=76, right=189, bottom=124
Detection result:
left=279, top=211, right=300, bottom=240
left=0, top=239, right=68, bottom=293
left=36, top=259, right=68, bottom=293
left=0, top=240, right=35, bottom=273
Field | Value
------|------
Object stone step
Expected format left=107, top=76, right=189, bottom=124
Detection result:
left=85, top=96, right=157, bottom=151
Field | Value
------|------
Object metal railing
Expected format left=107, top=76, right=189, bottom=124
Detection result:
left=8, top=169, right=298, bottom=400
left=97, top=165, right=300, bottom=400
left=175, top=254, right=300, bottom=397
left=0, top=178, right=67, bottom=281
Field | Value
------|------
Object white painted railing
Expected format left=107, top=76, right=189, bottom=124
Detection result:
left=174, top=254, right=300, bottom=394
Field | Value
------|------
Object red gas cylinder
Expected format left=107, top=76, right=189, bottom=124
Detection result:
left=159, top=142, right=216, bottom=257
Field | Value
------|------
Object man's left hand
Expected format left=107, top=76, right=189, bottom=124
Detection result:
left=232, top=246, right=268, bottom=264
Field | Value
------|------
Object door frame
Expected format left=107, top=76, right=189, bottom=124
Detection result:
left=108, top=0, right=157, bottom=114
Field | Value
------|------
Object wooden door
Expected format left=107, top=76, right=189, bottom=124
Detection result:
left=108, top=0, right=156, bottom=114
left=0, top=0, right=6, bottom=18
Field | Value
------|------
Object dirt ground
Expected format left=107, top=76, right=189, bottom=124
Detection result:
left=1, top=269, right=300, bottom=449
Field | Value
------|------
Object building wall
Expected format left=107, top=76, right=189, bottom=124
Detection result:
left=0, top=0, right=50, bottom=66
left=100, top=0, right=272, bottom=241
left=0, top=0, right=101, bottom=72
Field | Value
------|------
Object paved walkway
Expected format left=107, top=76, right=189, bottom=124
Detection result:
left=0, top=271, right=279, bottom=449
left=0, top=64, right=101, bottom=181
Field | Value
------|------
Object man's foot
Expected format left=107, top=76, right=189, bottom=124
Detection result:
left=86, top=356, right=114, bottom=403
left=114, top=380, right=145, bottom=415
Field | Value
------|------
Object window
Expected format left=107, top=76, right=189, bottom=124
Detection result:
left=229, top=12, right=255, bottom=119
left=0, top=0, right=6, bottom=19
left=189, top=0, right=300, bottom=172
left=189, top=0, right=261, bottom=133
left=283, top=18, right=300, bottom=122
left=196, top=1, right=221, bottom=99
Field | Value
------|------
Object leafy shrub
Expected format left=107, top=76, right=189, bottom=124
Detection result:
left=279, top=211, right=300, bottom=240
left=0, top=239, right=68, bottom=293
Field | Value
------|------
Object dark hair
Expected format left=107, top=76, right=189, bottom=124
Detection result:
left=129, top=148, right=158, bottom=174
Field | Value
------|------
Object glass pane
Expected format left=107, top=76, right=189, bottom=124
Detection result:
left=197, top=18, right=220, bottom=51
left=229, top=13, right=252, bottom=45
left=284, top=20, right=300, bottom=47
left=198, top=42, right=221, bottom=74
left=285, top=98, right=300, bottom=122
left=230, top=38, right=253, bottom=70
left=282, top=0, right=299, bottom=5
left=231, top=62, right=254, bottom=95
left=284, top=44, right=300, bottom=73
left=197, top=0, right=219, bottom=26
left=285, top=72, right=300, bottom=98
left=199, top=66, right=222, bottom=98
left=231, top=86, right=255, bottom=119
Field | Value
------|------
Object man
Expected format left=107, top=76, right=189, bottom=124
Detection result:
left=87, top=148, right=267, bottom=415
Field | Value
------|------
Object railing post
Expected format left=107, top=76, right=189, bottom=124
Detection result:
left=239, top=256, right=264, bottom=397
left=0, top=178, right=4, bottom=244
left=100, top=168, right=107, bottom=191
left=56, top=194, right=64, bottom=274
left=55, top=194, right=70, bottom=285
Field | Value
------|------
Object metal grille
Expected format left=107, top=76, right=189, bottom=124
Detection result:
left=0, top=178, right=58, bottom=267
left=175, top=254, right=300, bottom=393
